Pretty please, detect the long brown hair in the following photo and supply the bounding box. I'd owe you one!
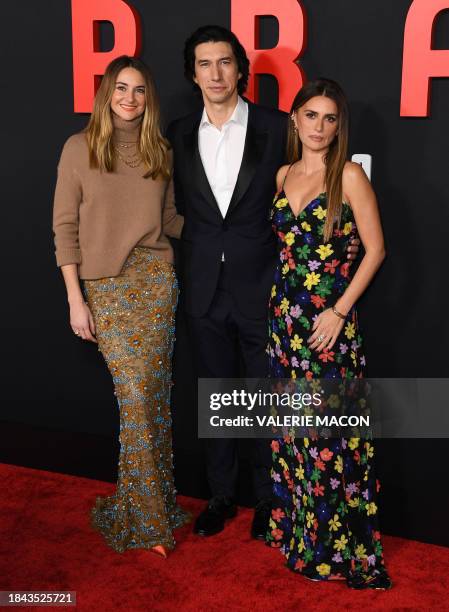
[85,55,170,180]
[287,79,349,241]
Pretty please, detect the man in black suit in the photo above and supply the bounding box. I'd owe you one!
[167,25,285,539]
[167,25,357,539]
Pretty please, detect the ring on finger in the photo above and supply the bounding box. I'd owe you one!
[74,329,80,336]
[317,334,325,342]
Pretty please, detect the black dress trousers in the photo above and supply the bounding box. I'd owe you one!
[187,263,272,502]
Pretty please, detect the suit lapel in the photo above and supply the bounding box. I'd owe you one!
[226,103,267,217]
[183,115,222,217]
[182,102,268,218]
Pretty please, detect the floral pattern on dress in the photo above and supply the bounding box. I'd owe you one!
[266,191,388,583]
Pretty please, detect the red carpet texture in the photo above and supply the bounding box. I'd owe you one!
[1,463,449,611]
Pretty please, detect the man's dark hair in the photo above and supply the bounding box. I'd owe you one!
[184,25,250,96]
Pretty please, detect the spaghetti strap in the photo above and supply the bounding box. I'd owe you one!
[281,162,295,190]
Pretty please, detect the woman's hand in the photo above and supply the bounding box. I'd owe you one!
[69,298,97,343]
[308,308,345,353]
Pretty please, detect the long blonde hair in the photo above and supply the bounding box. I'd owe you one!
[85,55,170,179]
[287,78,349,241]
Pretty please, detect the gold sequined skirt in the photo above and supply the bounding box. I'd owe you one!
[84,247,190,552]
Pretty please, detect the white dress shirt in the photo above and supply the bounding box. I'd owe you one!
[198,96,248,219]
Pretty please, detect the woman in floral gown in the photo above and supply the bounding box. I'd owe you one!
[266,79,391,589]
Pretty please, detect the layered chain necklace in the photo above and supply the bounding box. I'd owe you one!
[114,141,142,168]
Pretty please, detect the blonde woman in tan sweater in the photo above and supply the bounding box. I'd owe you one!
[53,56,189,557]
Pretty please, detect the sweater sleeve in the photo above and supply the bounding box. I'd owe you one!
[162,177,184,239]
[52,136,83,267]
[162,151,183,239]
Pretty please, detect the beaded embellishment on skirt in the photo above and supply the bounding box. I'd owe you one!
[84,247,190,552]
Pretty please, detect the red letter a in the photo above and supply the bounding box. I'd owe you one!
[231,0,306,112]
[71,0,141,113]
[401,0,449,117]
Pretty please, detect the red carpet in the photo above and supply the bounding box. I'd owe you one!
[1,463,448,611]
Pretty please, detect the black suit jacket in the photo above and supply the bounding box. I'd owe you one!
[167,101,288,318]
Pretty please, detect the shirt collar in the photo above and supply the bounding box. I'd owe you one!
[200,96,248,130]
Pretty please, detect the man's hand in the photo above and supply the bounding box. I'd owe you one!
[347,237,360,261]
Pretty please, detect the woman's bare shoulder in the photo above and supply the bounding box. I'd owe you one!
[342,161,374,207]
[343,160,367,184]
[276,164,291,191]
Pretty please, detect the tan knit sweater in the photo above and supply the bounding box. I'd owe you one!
[53,115,183,279]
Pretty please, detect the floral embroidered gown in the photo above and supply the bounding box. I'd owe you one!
[266,188,388,583]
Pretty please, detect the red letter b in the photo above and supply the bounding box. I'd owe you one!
[71,0,141,113]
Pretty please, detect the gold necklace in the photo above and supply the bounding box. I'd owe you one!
[114,142,142,168]
[116,141,136,149]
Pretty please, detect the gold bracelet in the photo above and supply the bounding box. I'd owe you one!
[332,305,347,320]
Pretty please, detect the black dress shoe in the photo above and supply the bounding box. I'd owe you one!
[193,496,237,536]
[251,498,272,540]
